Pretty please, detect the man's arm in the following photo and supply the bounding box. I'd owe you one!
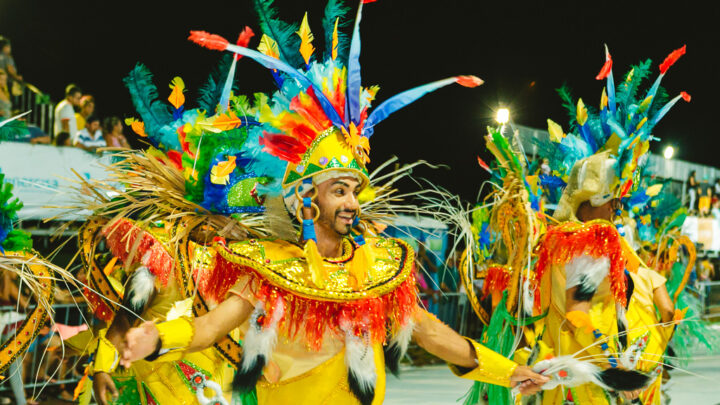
[121,294,253,366]
[652,284,674,324]
[412,308,547,395]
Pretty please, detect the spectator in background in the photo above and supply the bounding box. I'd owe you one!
[102,116,130,148]
[714,178,720,199]
[74,95,94,132]
[0,36,23,89]
[53,132,72,146]
[0,68,11,119]
[687,170,698,214]
[75,115,105,152]
[540,158,551,176]
[53,84,82,142]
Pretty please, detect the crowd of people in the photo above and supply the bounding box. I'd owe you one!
[686,170,720,217]
[0,35,130,152]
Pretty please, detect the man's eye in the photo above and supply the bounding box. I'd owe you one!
[335,189,344,195]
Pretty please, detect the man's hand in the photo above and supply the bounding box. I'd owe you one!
[120,321,159,368]
[510,365,549,396]
[93,372,118,405]
[622,389,642,400]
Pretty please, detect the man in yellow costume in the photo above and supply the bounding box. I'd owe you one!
[116,1,550,404]
[523,45,690,404]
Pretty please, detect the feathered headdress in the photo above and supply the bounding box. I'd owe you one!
[545,45,689,220]
[188,0,483,193]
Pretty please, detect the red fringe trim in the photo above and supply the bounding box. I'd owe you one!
[482,265,511,299]
[102,219,174,286]
[215,254,418,351]
[535,221,627,308]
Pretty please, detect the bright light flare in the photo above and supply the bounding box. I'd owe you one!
[496,108,510,125]
[663,146,674,160]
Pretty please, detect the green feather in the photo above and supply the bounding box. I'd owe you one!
[253,0,303,68]
[197,54,237,114]
[556,83,577,131]
[123,63,176,149]
[0,118,28,141]
[616,59,652,110]
[322,0,351,63]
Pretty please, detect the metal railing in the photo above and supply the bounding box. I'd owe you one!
[12,82,55,135]
[0,303,88,396]
[698,281,720,320]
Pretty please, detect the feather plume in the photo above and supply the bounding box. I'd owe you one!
[616,59,651,111]
[188,31,229,51]
[168,77,185,110]
[347,1,365,125]
[197,54,236,114]
[257,34,280,59]
[252,0,303,68]
[556,83,577,130]
[124,265,156,315]
[123,64,178,150]
[364,76,480,137]
[659,45,686,75]
[531,356,652,392]
[595,51,612,80]
[564,255,609,301]
[297,12,315,66]
[323,0,351,62]
[342,320,377,405]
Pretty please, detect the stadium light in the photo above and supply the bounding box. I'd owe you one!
[663,145,675,160]
[496,108,510,125]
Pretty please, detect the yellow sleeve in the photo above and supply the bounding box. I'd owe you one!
[91,329,119,375]
[644,267,667,291]
[448,338,518,387]
[156,316,195,351]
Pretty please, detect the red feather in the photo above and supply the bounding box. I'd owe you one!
[166,150,183,171]
[680,91,691,102]
[290,87,331,131]
[362,0,378,3]
[188,30,229,51]
[455,75,484,88]
[234,27,255,61]
[620,179,633,198]
[477,156,491,173]
[659,45,686,75]
[596,54,613,80]
[259,132,306,163]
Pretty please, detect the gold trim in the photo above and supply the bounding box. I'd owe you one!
[216,237,413,302]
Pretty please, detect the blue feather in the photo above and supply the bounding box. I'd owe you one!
[346,1,364,125]
[224,44,345,129]
[219,58,239,112]
[252,0,303,68]
[363,77,458,138]
[123,64,179,151]
[650,94,684,127]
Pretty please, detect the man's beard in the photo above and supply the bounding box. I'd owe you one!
[332,208,358,235]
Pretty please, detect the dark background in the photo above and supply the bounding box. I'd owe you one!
[1,0,715,201]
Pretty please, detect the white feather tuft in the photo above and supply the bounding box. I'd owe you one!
[240,299,284,373]
[531,355,609,391]
[128,266,156,310]
[388,319,415,359]
[342,322,377,392]
[565,255,609,291]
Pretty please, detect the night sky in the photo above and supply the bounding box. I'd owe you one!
[1,0,716,201]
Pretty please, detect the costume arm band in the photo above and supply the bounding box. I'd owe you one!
[157,316,195,351]
[92,330,119,375]
[448,338,518,387]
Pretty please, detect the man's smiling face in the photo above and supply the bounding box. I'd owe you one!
[313,176,362,236]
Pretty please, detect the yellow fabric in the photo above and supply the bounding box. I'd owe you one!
[448,338,518,387]
[76,113,86,133]
[255,343,386,405]
[539,260,618,404]
[92,330,119,374]
[627,267,673,405]
[157,317,195,351]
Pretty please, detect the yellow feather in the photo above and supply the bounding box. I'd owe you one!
[297,12,315,65]
[257,34,279,59]
[576,98,588,126]
[646,184,663,197]
[304,240,328,288]
[600,88,608,110]
[331,17,339,60]
[168,76,185,109]
[546,119,565,143]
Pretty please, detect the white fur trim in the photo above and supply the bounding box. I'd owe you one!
[240,299,284,373]
[388,320,415,359]
[129,266,156,309]
[341,321,377,393]
[565,255,609,291]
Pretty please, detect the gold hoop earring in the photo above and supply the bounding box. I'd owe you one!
[296,201,320,223]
